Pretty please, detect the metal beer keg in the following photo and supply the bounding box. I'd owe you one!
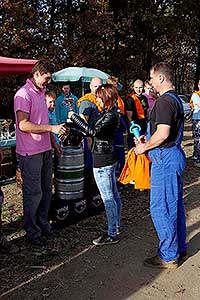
[55,146,84,201]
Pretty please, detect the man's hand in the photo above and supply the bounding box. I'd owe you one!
[58,127,70,142]
[51,124,67,135]
[134,124,170,155]
[68,111,75,119]
[134,143,147,155]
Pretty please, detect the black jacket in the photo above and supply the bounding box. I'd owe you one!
[70,106,120,156]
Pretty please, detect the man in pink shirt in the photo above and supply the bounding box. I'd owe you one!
[14,60,67,247]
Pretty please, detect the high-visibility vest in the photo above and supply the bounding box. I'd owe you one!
[126,93,145,119]
[77,93,125,113]
[117,95,125,114]
[77,93,102,112]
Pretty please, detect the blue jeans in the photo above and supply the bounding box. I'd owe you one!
[192,119,200,162]
[93,165,122,236]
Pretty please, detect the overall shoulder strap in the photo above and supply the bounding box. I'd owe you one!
[164,92,184,146]
[164,92,184,114]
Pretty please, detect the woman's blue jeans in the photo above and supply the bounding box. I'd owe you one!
[93,164,122,237]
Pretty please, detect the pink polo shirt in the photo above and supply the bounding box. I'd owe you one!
[14,79,51,156]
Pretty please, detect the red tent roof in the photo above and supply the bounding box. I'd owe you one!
[0,56,37,76]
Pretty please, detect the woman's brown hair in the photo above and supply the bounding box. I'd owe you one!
[96,84,118,110]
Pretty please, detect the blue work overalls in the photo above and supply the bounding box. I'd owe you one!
[148,93,187,262]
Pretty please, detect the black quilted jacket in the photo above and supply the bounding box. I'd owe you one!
[70,106,120,155]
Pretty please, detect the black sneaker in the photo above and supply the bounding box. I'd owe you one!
[93,234,119,246]
[26,236,47,247]
[0,235,19,254]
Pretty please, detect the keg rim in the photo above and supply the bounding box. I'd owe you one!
[55,178,84,183]
[56,164,84,170]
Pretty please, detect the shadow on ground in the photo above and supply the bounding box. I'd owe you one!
[1,124,200,300]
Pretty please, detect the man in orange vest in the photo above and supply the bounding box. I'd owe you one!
[125,79,149,149]
[77,77,103,124]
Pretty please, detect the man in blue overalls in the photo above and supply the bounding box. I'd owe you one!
[135,62,187,269]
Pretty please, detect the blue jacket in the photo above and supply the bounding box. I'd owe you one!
[48,110,60,145]
[55,93,78,124]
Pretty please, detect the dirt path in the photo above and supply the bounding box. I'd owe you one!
[1,123,200,300]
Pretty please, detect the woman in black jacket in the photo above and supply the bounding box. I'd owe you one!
[68,84,122,246]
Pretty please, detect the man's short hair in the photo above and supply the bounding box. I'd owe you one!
[144,79,152,86]
[150,62,174,82]
[129,79,143,92]
[45,90,56,99]
[31,60,55,76]
[106,76,118,85]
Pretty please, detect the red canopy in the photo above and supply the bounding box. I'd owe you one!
[0,56,37,76]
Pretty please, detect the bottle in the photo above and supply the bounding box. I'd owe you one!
[129,121,141,141]
[58,125,70,143]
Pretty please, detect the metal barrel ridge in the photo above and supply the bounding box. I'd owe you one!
[55,146,84,200]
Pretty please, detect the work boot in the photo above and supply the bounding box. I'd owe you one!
[144,255,178,269]
[178,251,188,264]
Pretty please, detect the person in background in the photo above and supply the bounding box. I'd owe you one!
[76,77,103,204]
[0,149,19,254]
[135,62,187,269]
[190,80,200,167]
[45,90,62,156]
[77,77,102,168]
[77,77,102,125]
[125,79,149,149]
[55,84,78,124]
[143,79,158,113]
[69,84,122,246]
[14,60,68,247]
[106,76,126,178]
